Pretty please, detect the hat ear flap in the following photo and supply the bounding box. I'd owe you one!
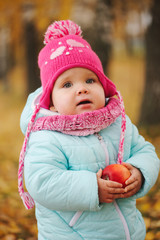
[107,82,117,97]
[101,74,117,98]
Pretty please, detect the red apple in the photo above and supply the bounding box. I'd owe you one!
[102,164,131,187]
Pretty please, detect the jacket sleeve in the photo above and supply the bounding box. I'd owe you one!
[126,117,160,198]
[24,130,100,211]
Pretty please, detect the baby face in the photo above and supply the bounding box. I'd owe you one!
[50,67,105,115]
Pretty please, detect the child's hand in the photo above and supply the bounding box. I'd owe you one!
[122,162,144,198]
[96,169,125,203]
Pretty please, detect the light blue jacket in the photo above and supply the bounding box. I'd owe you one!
[20,88,159,240]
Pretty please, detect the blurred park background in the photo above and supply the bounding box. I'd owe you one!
[0,0,160,239]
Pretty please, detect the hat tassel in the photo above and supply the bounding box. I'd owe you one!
[116,91,126,164]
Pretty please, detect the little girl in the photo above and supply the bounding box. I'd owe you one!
[18,20,159,240]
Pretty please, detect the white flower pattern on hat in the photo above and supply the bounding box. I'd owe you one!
[50,46,66,60]
[66,39,84,47]
[49,39,86,60]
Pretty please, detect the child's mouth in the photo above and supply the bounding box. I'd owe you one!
[77,100,92,106]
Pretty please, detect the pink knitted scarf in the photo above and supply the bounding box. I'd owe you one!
[18,93,126,210]
[32,98,121,136]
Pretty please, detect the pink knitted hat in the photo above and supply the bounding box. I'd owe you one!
[18,20,126,210]
[38,20,117,109]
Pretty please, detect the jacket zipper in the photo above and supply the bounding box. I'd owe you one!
[69,133,131,240]
[69,211,83,227]
[94,133,109,166]
[95,132,131,240]
[113,201,131,240]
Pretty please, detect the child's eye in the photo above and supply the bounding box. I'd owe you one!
[63,82,72,88]
[86,78,95,84]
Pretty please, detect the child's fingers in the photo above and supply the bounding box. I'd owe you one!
[96,169,103,178]
[107,186,125,194]
[103,192,126,202]
[106,180,123,188]
[122,162,133,171]
[105,181,125,194]
[124,179,138,192]
[125,174,136,185]
[123,189,137,198]
[105,199,114,203]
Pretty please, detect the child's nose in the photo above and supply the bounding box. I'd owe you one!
[77,87,88,95]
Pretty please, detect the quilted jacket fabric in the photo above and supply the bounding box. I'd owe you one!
[20,88,159,240]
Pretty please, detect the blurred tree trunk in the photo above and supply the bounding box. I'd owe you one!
[24,21,40,94]
[83,0,113,75]
[0,27,14,91]
[22,2,40,94]
[139,0,160,125]
[91,0,112,74]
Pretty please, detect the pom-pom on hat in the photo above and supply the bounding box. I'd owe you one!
[38,20,117,109]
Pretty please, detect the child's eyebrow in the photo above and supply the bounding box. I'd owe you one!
[57,75,71,84]
[87,74,99,80]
